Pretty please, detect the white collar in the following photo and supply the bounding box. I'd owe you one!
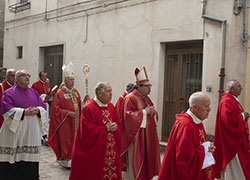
[64,86,73,91]
[39,79,46,84]
[94,96,108,107]
[6,80,15,87]
[233,95,239,102]
[186,109,202,124]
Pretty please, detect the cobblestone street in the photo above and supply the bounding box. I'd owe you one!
[39,145,159,180]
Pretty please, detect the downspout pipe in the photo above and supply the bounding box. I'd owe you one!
[202,0,227,102]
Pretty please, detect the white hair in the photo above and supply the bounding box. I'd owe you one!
[226,79,237,92]
[15,69,27,79]
[189,92,207,107]
[6,68,16,75]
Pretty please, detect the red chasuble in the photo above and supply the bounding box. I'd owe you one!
[69,99,122,180]
[121,89,160,180]
[48,86,81,160]
[213,92,250,179]
[0,80,14,128]
[115,92,127,119]
[158,112,214,180]
[31,80,51,103]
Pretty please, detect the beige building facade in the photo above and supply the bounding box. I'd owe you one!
[3,0,250,141]
[0,0,5,66]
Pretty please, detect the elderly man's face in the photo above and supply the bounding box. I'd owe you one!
[98,84,112,104]
[193,95,211,120]
[6,71,16,85]
[230,81,242,97]
[64,77,74,89]
[17,72,30,88]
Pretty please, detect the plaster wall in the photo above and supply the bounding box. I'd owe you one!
[3,0,247,139]
[0,0,5,64]
[202,0,247,135]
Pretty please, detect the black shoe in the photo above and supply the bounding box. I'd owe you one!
[44,140,49,146]
[42,135,49,146]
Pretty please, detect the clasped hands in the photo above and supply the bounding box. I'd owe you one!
[145,106,156,116]
[24,107,40,116]
[208,142,216,153]
[106,122,118,132]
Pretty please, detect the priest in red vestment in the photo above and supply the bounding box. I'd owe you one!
[115,83,134,119]
[121,67,160,180]
[213,80,250,180]
[158,92,215,180]
[48,62,81,168]
[31,71,51,103]
[69,82,122,180]
[0,68,16,128]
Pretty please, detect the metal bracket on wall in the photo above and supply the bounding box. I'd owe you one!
[233,0,244,15]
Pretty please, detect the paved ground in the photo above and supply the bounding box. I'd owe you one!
[39,145,160,180]
[40,145,70,180]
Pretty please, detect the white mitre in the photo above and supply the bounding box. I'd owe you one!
[62,62,74,77]
[134,66,149,83]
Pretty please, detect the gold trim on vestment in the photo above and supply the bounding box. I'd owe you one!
[62,87,80,136]
[48,87,80,141]
[199,129,206,143]
[102,110,118,180]
[206,166,213,180]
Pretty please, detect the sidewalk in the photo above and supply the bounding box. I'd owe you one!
[39,145,160,180]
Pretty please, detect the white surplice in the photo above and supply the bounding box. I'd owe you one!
[0,106,46,163]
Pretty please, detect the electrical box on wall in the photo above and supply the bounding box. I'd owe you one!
[206,85,212,92]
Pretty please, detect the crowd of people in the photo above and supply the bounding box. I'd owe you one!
[0,64,249,180]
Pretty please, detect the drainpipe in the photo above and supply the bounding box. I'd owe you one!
[202,0,227,102]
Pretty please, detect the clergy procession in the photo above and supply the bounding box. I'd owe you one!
[0,63,249,180]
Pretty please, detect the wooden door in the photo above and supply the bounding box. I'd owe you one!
[162,42,203,141]
[44,45,63,89]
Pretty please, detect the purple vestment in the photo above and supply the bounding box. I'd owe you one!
[0,84,48,177]
[0,85,46,114]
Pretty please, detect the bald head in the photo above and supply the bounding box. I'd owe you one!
[6,68,16,85]
[189,92,209,106]
[189,92,211,120]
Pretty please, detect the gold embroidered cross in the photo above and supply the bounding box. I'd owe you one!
[206,167,213,180]
[199,129,206,141]
[102,110,111,124]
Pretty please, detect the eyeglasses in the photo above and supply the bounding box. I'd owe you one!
[19,74,31,78]
[139,84,152,88]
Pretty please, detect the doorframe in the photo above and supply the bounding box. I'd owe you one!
[162,41,203,142]
[39,42,65,78]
